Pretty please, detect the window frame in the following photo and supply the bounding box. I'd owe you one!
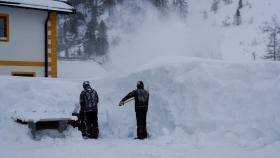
[0,13,9,42]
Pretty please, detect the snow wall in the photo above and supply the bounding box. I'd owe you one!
[1,59,280,149]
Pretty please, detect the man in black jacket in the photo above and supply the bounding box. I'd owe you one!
[119,81,149,139]
[80,81,99,139]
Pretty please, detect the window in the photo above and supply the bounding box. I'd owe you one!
[0,14,9,42]
[11,72,36,77]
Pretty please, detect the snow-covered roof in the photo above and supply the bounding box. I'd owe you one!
[0,0,74,13]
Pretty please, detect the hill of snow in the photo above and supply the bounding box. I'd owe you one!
[1,58,280,157]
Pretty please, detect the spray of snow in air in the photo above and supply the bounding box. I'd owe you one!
[105,1,223,75]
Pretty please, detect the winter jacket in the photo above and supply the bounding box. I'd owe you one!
[121,88,149,112]
[80,88,99,113]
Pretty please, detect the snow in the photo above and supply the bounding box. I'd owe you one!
[1,0,280,157]
[58,60,107,80]
[106,0,280,63]
[0,0,74,13]
[1,58,280,157]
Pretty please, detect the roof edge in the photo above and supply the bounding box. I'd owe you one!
[0,1,75,14]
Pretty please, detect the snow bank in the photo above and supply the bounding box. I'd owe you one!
[58,60,107,80]
[1,59,280,157]
[103,58,280,146]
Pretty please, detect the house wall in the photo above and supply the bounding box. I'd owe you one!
[0,6,48,77]
[0,66,45,76]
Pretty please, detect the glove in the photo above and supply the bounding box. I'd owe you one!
[119,101,124,106]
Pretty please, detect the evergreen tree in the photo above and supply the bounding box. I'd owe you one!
[103,0,116,15]
[84,9,99,58]
[252,52,256,61]
[233,9,241,25]
[58,1,88,59]
[151,0,168,9]
[202,10,208,19]
[96,20,109,57]
[211,0,219,13]
[115,0,124,4]
[223,0,232,5]
[68,0,83,6]
[85,0,94,8]
[77,46,82,57]
[172,0,188,18]
[84,29,97,58]
[68,12,85,35]
[59,14,83,58]
[103,0,116,8]
[61,21,71,58]
[263,17,280,61]
[264,31,279,61]
[238,0,243,9]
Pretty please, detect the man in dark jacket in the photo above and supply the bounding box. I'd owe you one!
[119,81,149,139]
[80,81,99,139]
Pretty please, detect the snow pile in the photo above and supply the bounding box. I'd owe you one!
[58,60,107,80]
[0,77,79,131]
[104,58,280,147]
[1,59,280,157]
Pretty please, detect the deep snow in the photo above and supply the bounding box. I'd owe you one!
[1,1,280,157]
[1,58,280,158]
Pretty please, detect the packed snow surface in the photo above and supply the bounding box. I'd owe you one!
[1,58,280,158]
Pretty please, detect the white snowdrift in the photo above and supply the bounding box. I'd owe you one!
[58,60,107,80]
[1,59,280,157]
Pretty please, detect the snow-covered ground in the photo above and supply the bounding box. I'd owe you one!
[1,58,280,158]
[1,0,280,157]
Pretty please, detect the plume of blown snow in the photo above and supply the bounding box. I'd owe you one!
[105,1,223,76]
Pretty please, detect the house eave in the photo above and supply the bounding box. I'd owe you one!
[0,2,75,14]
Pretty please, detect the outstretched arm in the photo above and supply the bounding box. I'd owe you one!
[121,90,135,102]
[119,90,135,106]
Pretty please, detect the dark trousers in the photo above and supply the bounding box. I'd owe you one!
[84,111,99,139]
[136,110,147,139]
[79,120,86,137]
